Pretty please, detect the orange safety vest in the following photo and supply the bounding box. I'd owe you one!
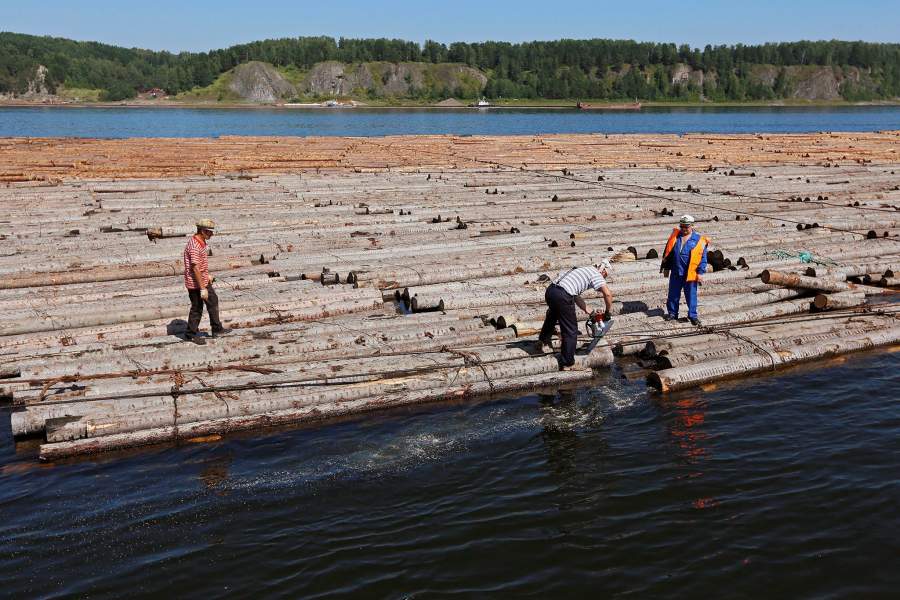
[662,228,710,282]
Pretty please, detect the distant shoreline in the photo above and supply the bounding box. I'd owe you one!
[1,99,899,111]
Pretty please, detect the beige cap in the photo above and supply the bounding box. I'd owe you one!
[196,219,216,230]
[679,214,695,225]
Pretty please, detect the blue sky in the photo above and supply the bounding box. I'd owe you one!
[2,0,896,52]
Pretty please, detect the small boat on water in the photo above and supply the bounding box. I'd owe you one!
[469,97,492,108]
[316,100,358,108]
[576,101,642,111]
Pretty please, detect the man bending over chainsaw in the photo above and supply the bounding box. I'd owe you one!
[538,259,613,370]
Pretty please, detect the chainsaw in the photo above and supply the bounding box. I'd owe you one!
[584,311,614,352]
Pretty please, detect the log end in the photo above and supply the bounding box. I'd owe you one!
[646,371,668,392]
[45,415,84,443]
[511,324,538,338]
[0,366,21,380]
[760,269,773,284]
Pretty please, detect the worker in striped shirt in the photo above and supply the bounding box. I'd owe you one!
[538,259,613,370]
[183,219,228,345]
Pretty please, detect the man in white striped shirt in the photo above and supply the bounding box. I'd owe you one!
[538,259,613,369]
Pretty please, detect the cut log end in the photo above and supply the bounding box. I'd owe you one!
[646,372,668,392]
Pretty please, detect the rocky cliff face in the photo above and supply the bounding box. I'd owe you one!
[302,61,487,97]
[228,61,296,102]
[749,65,872,100]
[0,64,56,101]
[790,66,871,100]
[24,65,51,97]
[671,63,705,87]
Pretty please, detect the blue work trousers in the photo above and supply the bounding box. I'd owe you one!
[666,275,699,319]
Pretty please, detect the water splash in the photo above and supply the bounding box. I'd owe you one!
[223,379,646,492]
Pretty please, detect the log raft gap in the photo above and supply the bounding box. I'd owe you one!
[1,132,899,461]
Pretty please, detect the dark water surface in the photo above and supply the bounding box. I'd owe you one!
[0,105,898,138]
[1,351,898,598]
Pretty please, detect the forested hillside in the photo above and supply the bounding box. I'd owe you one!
[1,32,898,102]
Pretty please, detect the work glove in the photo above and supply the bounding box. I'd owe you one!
[200,288,209,301]
[662,268,670,277]
[602,310,612,322]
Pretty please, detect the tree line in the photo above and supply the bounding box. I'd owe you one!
[1,32,898,101]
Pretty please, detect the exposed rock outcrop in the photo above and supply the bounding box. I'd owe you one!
[302,62,487,97]
[435,98,465,107]
[671,63,705,87]
[228,61,296,103]
[748,65,873,100]
[24,65,51,97]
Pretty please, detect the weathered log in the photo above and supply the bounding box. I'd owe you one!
[40,369,598,461]
[655,323,880,369]
[25,345,614,440]
[760,270,851,292]
[1,140,898,461]
[812,291,866,310]
[648,325,900,392]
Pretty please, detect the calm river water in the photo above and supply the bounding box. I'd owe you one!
[0,105,898,138]
[1,351,898,597]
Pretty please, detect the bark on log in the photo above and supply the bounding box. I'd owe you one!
[648,325,900,392]
[40,368,605,460]
[812,291,866,310]
[760,270,851,292]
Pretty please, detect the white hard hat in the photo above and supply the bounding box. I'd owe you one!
[679,214,695,225]
[598,258,612,272]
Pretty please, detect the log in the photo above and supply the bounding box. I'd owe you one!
[648,325,900,392]
[31,346,614,441]
[812,291,866,310]
[40,369,599,461]
[1,136,899,461]
[655,324,880,369]
[759,270,850,292]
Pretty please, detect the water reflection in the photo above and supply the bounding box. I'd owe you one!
[662,395,710,466]
[198,452,233,493]
[656,394,717,510]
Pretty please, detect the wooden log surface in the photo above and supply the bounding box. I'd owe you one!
[0,131,898,459]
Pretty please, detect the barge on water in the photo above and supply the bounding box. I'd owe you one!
[577,101,642,110]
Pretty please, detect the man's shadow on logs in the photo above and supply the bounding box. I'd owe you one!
[167,319,188,338]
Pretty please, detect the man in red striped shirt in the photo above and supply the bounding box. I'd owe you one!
[183,219,227,344]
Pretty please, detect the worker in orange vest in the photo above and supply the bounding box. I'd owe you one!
[660,215,710,326]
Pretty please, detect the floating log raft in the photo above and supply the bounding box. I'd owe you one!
[1,132,898,461]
